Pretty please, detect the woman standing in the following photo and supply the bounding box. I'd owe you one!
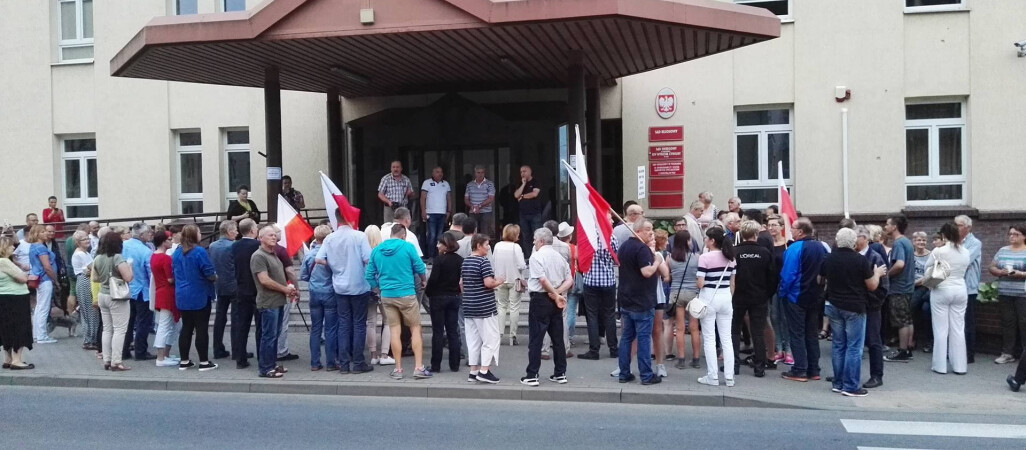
[151,231,181,367]
[493,224,527,346]
[227,186,261,222]
[652,229,671,378]
[990,224,1026,365]
[767,215,794,365]
[0,236,34,370]
[27,226,58,344]
[461,234,504,383]
[92,232,133,371]
[426,232,463,373]
[302,225,337,371]
[172,225,218,371]
[668,230,701,370]
[911,231,933,352]
[71,230,99,350]
[925,223,970,375]
[41,196,65,224]
[364,225,394,366]
[696,227,736,387]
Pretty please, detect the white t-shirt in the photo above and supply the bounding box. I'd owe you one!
[380,222,424,257]
[13,240,31,272]
[72,250,93,276]
[420,179,451,215]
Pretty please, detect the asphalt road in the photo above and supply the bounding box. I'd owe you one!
[2,386,1026,449]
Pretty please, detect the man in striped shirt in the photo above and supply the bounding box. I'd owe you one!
[377,160,415,223]
[465,166,496,239]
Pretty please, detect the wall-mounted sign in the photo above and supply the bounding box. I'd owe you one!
[656,87,676,119]
[650,161,684,177]
[266,167,282,180]
[649,193,684,209]
[648,126,683,142]
[637,166,646,199]
[648,145,683,160]
[650,177,683,193]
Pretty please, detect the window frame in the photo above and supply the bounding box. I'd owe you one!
[175,131,204,214]
[57,0,94,62]
[220,0,246,12]
[60,136,98,220]
[904,0,967,14]
[223,128,251,204]
[734,0,792,22]
[733,107,794,210]
[904,101,967,206]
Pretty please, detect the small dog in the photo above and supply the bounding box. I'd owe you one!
[49,306,78,338]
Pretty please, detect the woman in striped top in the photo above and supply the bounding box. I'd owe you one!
[461,234,505,384]
[696,227,737,387]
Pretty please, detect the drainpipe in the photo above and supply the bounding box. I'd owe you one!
[841,107,850,219]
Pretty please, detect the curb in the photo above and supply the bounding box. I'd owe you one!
[0,374,813,409]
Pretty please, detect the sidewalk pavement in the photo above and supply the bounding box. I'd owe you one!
[4,331,1023,415]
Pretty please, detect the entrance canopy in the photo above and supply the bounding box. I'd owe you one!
[111,0,779,97]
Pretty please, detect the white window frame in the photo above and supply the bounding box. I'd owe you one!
[733,107,794,210]
[904,0,966,14]
[176,131,204,214]
[57,0,93,62]
[220,0,246,12]
[60,136,98,220]
[223,128,251,204]
[735,0,792,22]
[904,101,967,206]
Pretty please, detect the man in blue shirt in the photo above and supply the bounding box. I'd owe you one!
[121,223,154,361]
[778,218,827,382]
[208,220,239,360]
[884,215,917,363]
[956,215,983,363]
[317,210,374,374]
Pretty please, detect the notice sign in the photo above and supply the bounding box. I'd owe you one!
[650,161,684,177]
[649,126,683,142]
[637,166,646,199]
[649,145,683,160]
[266,167,282,180]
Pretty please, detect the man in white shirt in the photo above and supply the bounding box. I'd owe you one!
[419,167,451,259]
[521,227,574,387]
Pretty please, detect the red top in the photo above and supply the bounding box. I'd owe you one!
[151,252,179,320]
[42,208,65,223]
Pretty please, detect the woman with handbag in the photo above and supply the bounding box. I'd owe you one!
[924,223,970,375]
[92,231,134,371]
[694,227,736,387]
[71,230,99,351]
[493,224,527,346]
[668,230,701,370]
[26,225,58,344]
[0,236,34,369]
[172,225,218,371]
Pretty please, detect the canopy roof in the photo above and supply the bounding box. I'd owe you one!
[111,0,780,97]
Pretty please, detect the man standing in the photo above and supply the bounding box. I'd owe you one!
[884,214,917,363]
[209,220,239,360]
[577,223,619,361]
[615,218,662,385]
[382,207,424,260]
[614,204,644,247]
[448,213,467,241]
[778,218,827,382]
[684,201,706,250]
[521,228,573,387]
[317,210,375,374]
[732,221,776,378]
[856,225,889,389]
[956,215,982,363]
[272,233,300,362]
[465,165,496,238]
[232,219,260,369]
[365,224,430,380]
[281,175,305,211]
[88,221,100,255]
[727,197,743,215]
[514,165,543,257]
[377,160,415,223]
[723,213,742,245]
[122,223,155,361]
[420,166,452,259]
[16,213,38,242]
[251,225,298,378]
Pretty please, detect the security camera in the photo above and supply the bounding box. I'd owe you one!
[1016,40,1026,57]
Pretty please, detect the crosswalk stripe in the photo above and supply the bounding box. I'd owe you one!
[856,447,930,450]
[842,419,1026,439]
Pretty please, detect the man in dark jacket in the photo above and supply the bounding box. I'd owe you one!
[778,218,828,382]
[732,220,777,377]
[856,225,890,389]
[231,219,260,369]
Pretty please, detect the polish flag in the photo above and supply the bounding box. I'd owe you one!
[562,125,615,273]
[319,171,360,229]
[778,161,798,241]
[276,194,313,258]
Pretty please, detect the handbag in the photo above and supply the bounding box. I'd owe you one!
[26,274,39,290]
[107,257,131,301]
[689,268,727,320]
[922,256,949,290]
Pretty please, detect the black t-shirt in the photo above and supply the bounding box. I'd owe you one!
[821,248,872,314]
[518,178,542,215]
[616,238,656,312]
[425,252,463,297]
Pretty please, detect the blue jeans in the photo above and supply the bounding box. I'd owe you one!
[335,292,370,369]
[618,308,655,383]
[786,301,821,377]
[566,275,583,340]
[769,294,790,352]
[519,213,544,257]
[825,304,866,393]
[309,291,338,369]
[425,214,446,258]
[258,307,281,375]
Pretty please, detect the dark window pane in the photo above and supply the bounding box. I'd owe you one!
[737,109,789,126]
[227,151,250,193]
[64,160,81,199]
[176,0,198,15]
[60,1,77,40]
[905,129,929,176]
[64,138,96,153]
[180,153,203,194]
[906,0,961,7]
[67,205,98,219]
[86,158,98,198]
[767,133,790,179]
[179,132,201,146]
[736,0,789,16]
[938,127,962,176]
[736,134,759,181]
[226,130,249,145]
[906,103,960,120]
[738,188,780,205]
[181,201,204,215]
[907,184,962,201]
[223,0,246,11]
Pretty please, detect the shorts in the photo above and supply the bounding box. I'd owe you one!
[672,290,698,309]
[381,295,420,327]
[888,293,913,328]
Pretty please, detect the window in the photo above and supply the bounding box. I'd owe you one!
[221,0,246,12]
[61,137,98,219]
[734,108,792,208]
[224,129,250,202]
[735,0,790,18]
[176,131,203,214]
[57,0,94,62]
[904,102,966,205]
[905,0,965,12]
[174,0,198,15]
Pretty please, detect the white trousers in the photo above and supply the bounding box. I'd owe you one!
[495,284,521,339]
[32,280,54,341]
[99,293,131,365]
[366,301,391,355]
[699,288,734,381]
[154,309,181,350]
[930,286,968,374]
[465,315,501,367]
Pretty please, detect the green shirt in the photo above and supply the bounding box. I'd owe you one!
[250,248,287,310]
[92,254,126,295]
[0,259,29,296]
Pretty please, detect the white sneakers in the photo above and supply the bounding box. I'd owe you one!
[995,354,1018,364]
[656,364,668,378]
[156,358,180,367]
[697,375,719,386]
[378,356,396,365]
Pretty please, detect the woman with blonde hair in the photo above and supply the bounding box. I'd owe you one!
[493,224,527,346]
[93,231,134,371]
[364,225,394,365]
[71,230,99,350]
[0,236,34,369]
[27,225,58,344]
[303,224,337,370]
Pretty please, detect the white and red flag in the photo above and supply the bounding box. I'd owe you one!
[778,161,798,240]
[561,125,615,273]
[276,194,313,258]
[319,171,360,229]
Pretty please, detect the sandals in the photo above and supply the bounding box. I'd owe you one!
[274,365,288,374]
[259,371,284,378]
[110,364,131,372]
[818,330,828,340]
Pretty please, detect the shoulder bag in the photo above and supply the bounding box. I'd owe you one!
[107,257,131,301]
[688,266,726,320]
[922,255,949,290]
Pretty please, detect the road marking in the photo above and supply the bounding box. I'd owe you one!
[842,419,1026,439]
[856,447,930,450]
